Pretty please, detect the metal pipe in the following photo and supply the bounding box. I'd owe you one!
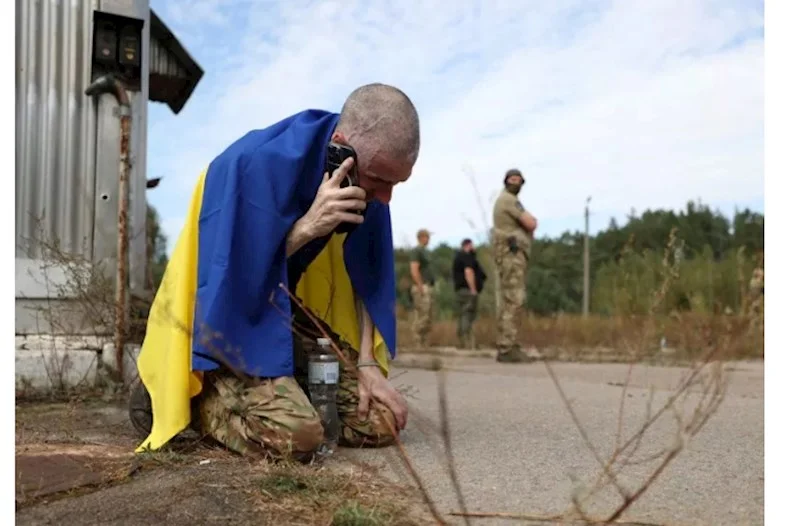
[583,196,591,317]
[85,73,131,382]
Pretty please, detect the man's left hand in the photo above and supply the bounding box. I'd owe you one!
[357,366,408,431]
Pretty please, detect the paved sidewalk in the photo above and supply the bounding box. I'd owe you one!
[347,360,764,525]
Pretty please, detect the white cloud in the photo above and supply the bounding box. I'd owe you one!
[147,0,764,252]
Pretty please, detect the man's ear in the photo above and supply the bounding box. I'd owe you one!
[331,130,347,144]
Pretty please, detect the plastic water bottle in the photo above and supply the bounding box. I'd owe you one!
[308,337,340,456]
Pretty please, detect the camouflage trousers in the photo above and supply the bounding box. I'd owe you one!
[747,294,764,354]
[410,284,433,348]
[193,317,397,462]
[493,247,527,350]
[456,288,478,349]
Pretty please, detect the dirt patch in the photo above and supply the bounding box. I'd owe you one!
[15,400,434,525]
[16,443,134,504]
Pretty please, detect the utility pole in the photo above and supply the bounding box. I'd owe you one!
[583,196,591,317]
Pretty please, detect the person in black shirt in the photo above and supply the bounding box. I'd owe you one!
[452,238,486,349]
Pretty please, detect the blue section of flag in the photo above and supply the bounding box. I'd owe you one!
[190,109,397,378]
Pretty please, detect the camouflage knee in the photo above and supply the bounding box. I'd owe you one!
[196,371,324,462]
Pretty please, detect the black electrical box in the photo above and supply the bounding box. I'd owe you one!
[90,11,144,90]
[118,24,141,68]
[93,20,118,65]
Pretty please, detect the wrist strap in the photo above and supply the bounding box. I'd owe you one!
[356,360,381,369]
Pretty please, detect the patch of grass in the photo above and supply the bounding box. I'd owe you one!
[397,312,763,361]
[134,449,193,467]
[259,472,312,496]
[331,501,391,526]
[252,462,429,526]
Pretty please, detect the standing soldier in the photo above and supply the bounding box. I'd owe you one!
[491,169,538,363]
[748,264,764,353]
[452,238,486,349]
[409,229,435,348]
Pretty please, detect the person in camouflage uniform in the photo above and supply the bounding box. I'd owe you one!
[491,169,538,363]
[748,265,764,353]
[409,229,435,348]
[749,266,764,315]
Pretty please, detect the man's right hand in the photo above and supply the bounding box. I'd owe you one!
[300,157,367,239]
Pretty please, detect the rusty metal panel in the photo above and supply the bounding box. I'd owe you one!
[15,0,99,260]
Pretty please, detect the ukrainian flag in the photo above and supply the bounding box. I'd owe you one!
[135,110,397,452]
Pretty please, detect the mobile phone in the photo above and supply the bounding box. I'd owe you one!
[326,142,359,190]
[326,142,363,234]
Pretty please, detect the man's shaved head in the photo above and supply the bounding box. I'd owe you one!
[331,83,421,204]
[336,83,420,165]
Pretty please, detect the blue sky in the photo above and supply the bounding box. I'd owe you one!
[145,0,764,252]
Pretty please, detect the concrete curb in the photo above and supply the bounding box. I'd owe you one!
[389,346,729,370]
[397,346,497,359]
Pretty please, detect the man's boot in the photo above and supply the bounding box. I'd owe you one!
[496,345,535,363]
[129,376,207,440]
[129,378,153,438]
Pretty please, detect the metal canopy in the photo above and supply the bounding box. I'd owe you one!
[148,9,204,114]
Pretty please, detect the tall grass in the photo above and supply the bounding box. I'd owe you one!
[398,226,764,360]
[396,311,763,360]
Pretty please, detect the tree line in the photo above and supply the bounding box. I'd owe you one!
[147,199,764,318]
[394,200,764,318]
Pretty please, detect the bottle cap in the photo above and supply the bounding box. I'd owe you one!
[316,338,331,346]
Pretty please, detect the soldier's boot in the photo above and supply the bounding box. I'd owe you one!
[129,377,204,439]
[496,345,535,363]
[129,377,153,438]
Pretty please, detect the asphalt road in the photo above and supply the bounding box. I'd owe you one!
[346,359,764,526]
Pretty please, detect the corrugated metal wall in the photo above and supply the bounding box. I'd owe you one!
[15,0,98,260]
[15,0,151,335]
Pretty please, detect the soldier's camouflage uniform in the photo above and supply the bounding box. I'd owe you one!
[409,242,435,348]
[491,186,533,361]
[192,304,396,462]
[748,266,764,353]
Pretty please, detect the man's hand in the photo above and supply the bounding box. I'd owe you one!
[354,298,408,432]
[298,157,367,239]
[357,365,408,431]
[465,267,478,295]
[409,261,424,295]
[519,210,538,234]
